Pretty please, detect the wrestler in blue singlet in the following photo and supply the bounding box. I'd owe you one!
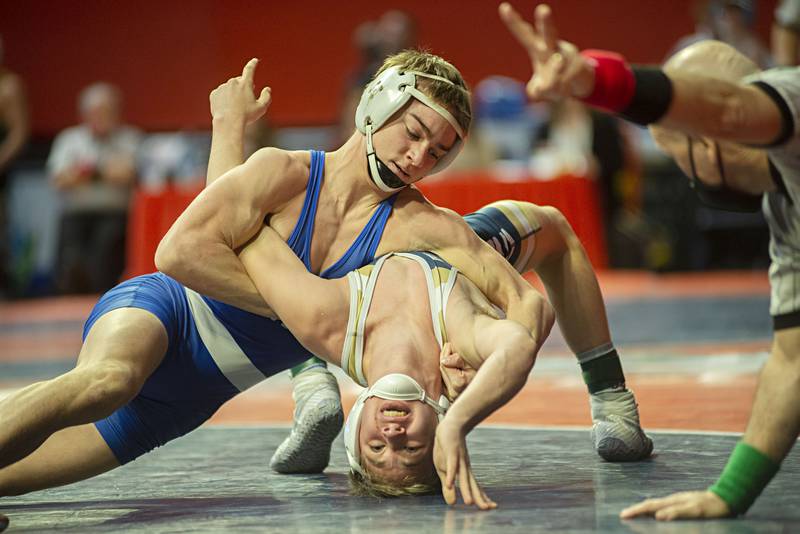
[90,150,397,464]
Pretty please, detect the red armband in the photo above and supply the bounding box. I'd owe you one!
[579,50,636,113]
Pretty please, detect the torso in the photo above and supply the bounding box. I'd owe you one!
[267,151,391,276]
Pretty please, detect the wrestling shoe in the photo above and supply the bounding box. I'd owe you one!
[269,367,344,474]
[590,386,653,462]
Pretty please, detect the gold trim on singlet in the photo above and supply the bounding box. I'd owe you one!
[339,252,459,387]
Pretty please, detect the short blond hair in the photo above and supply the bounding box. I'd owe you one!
[348,468,441,498]
[374,49,472,136]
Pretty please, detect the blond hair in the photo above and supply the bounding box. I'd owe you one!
[348,468,441,498]
[374,49,472,136]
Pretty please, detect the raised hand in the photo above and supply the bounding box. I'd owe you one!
[210,58,272,124]
[620,490,732,521]
[498,2,595,100]
[433,417,497,510]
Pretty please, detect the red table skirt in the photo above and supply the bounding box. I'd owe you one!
[124,173,606,280]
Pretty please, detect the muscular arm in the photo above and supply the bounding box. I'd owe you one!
[657,75,786,146]
[155,147,300,315]
[499,3,787,146]
[239,226,347,362]
[444,316,549,433]
[402,194,551,340]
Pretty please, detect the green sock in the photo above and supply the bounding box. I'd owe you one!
[578,346,626,394]
[290,356,327,377]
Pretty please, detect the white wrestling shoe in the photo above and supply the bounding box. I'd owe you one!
[269,367,344,474]
[590,386,653,462]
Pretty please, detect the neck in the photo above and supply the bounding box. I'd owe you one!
[327,132,395,204]
[363,340,443,400]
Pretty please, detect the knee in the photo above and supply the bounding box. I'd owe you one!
[80,363,142,414]
[539,206,581,255]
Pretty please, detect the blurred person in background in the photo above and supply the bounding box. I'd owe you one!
[670,0,773,68]
[338,10,417,145]
[0,33,30,298]
[772,0,800,65]
[47,82,141,294]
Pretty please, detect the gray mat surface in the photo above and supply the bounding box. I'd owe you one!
[2,428,797,533]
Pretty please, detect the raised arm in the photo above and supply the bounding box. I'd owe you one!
[155,147,304,315]
[238,226,348,362]
[499,2,786,146]
[207,58,271,185]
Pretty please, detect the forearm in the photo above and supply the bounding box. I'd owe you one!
[741,335,800,462]
[444,335,535,434]
[579,51,782,145]
[159,235,273,316]
[207,116,247,186]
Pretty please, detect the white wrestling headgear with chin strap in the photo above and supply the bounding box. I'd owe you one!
[355,66,467,193]
[344,373,450,476]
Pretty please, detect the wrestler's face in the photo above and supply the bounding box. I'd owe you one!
[358,397,439,484]
[371,99,459,184]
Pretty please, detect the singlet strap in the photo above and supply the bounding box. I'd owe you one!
[286,150,325,269]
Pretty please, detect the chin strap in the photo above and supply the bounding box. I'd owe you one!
[365,123,406,193]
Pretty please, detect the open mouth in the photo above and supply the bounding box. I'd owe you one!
[379,400,412,419]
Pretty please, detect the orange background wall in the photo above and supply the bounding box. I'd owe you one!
[0,0,778,135]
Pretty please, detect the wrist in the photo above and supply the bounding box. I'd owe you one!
[579,49,636,112]
[708,441,780,515]
[212,114,247,130]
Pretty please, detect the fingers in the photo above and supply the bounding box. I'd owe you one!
[257,87,272,108]
[619,492,694,519]
[242,57,259,82]
[458,455,474,506]
[468,472,497,510]
[534,4,558,52]
[498,2,539,56]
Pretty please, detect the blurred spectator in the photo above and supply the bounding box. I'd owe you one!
[0,34,30,297]
[772,0,800,65]
[338,10,417,144]
[137,132,210,192]
[670,0,773,68]
[47,82,141,294]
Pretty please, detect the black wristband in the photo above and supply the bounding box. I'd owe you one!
[619,67,674,126]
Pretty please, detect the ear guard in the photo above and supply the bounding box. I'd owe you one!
[355,66,467,191]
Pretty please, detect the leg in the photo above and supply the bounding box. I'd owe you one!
[269,357,343,474]
[465,200,652,461]
[0,307,168,493]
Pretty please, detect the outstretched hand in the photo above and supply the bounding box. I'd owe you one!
[498,2,594,101]
[210,58,272,124]
[620,490,732,521]
[433,418,497,510]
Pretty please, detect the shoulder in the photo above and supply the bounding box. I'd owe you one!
[394,187,468,234]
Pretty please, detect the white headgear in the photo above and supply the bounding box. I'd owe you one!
[355,66,467,192]
[344,373,450,476]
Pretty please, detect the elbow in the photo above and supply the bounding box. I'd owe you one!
[155,230,191,278]
[523,291,555,343]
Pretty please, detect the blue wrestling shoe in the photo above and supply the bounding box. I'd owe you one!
[590,386,653,462]
[269,367,344,474]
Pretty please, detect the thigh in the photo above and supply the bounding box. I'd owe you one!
[77,307,168,386]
